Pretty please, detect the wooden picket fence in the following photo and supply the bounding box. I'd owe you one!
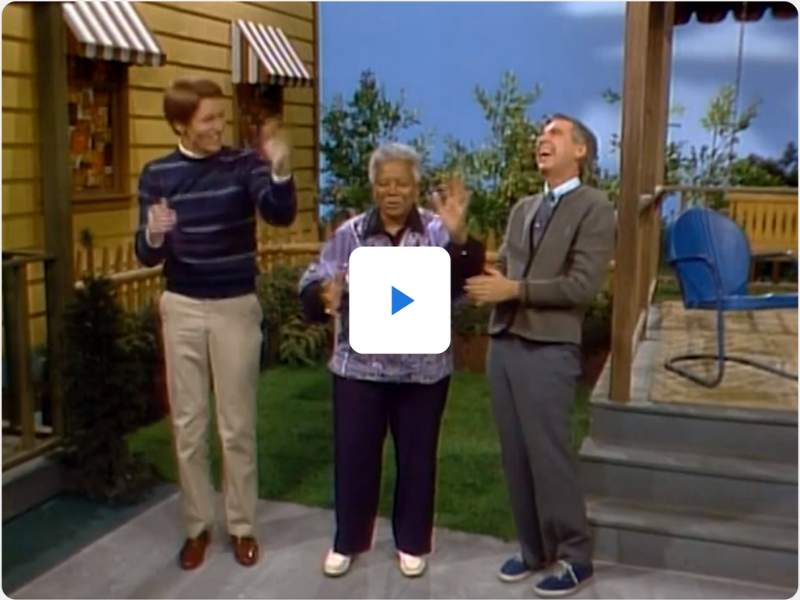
[73,241,505,313]
[73,241,327,312]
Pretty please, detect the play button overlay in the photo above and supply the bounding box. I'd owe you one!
[391,286,414,315]
[349,246,451,355]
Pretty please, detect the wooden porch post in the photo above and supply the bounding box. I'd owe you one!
[34,3,73,436]
[638,3,674,337]
[609,2,673,402]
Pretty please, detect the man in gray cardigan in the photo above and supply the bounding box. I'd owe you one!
[465,114,615,598]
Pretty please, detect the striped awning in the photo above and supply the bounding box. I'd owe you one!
[674,1,797,25]
[231,20,313,87]
[62,1,166,67]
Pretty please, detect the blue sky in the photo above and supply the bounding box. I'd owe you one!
[318,1,798,173]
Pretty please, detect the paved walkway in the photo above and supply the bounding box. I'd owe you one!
[12,492,793,599]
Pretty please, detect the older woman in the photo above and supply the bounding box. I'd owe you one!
[299,143,485,578]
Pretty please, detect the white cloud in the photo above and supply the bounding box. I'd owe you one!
[599,17,797,62]
[557,1,624,18]
[578,78,779,173]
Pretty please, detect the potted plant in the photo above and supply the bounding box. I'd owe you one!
[451,299,492,373]
[580,288,613,387]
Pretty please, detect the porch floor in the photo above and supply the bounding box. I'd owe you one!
[648,302,797,411]
[10,491,793,599]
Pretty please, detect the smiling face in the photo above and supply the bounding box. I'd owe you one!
[536,117,587,183]
[373,159,419,222]
[177,97,225,156]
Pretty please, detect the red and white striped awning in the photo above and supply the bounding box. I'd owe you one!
[62,1,166,67]
[231,20,313,87]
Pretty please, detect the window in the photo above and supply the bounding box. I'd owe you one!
[67,56,128,201]
[235,84,283,149]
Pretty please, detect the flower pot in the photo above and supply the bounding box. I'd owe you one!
[260,326,281,370]
[580,316,612,388]
[453,333,489,373]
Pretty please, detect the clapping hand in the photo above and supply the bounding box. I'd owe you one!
[465,266,520,305]
[146,199,176,246]
[260,118,292,178]
[431,174,469,244]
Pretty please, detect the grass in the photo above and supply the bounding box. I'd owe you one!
[129,366,591,541]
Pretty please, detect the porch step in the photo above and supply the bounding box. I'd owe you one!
[588,496,798,588]
[590,396,797,464]
[580,438,797,519]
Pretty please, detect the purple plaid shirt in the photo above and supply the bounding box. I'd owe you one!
[299,207,457,384]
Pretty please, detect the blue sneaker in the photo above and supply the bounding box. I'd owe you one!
[534,560,594,597]
[498,556,535,583]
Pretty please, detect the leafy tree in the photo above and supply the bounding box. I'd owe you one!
[595,82,798,207]
[443,71,544,238]
[676,83,761,206]
[320,70,424,214]
[731,142,798,187]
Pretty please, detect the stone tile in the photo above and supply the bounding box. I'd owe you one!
[648,301,797,411]
[12,492,794,600]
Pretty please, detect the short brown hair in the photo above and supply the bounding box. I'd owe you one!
[163,78,224,134]
[544,113,598,178]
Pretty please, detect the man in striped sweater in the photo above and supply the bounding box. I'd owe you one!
[134,78,297,570]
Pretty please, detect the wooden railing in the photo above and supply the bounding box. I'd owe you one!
[608,185,798,403]
[76,242,505,313]
[2,250,62,470]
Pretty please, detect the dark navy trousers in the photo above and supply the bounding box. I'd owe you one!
[331,374,450,556]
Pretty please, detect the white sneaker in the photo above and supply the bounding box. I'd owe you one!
[398,551,427,577]
[323,549,352,577]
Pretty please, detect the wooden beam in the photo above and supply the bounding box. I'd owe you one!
[311,1,321,241]
[609,2,652,402]
[637,3,674,336]
[34,3,73,437]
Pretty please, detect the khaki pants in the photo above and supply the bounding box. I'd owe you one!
[159,290,263,539]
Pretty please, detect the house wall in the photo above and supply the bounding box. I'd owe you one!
[2,1,320,346]
[2,2,40,252]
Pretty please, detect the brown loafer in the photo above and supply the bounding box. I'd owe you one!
[230,535,259,567]
[179,530,211,570]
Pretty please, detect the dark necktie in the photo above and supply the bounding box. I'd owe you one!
[532,192,556,249]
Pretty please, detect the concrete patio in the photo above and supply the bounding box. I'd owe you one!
[11,491,795,599]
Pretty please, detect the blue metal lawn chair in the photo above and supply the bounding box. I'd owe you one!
[664,207,798,388]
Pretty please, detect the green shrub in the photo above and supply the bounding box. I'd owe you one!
[257,263,330,367]
[61,274,157,503]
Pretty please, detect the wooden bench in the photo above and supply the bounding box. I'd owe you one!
[726,191,798,281]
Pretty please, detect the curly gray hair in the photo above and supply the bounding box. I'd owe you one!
[367,142,421,185]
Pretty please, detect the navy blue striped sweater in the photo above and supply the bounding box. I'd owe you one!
[134,147,297,299]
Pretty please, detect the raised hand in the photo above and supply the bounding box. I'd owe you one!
[146,199,176,246]
[260,118,292,177]
[432,174,469,244]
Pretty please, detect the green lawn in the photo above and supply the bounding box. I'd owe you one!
[129,366,590,541]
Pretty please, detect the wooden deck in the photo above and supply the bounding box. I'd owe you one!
[649,302,798,411]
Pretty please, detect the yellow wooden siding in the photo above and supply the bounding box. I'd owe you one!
[71,1,319,256]
[124,0,320,249]
[2,1,319,349]
[3,2,41,250]
[2,2,46,343]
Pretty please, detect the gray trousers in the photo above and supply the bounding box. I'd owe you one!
[487,334,592,567]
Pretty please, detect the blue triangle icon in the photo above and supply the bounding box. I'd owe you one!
[391,286,414,315]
